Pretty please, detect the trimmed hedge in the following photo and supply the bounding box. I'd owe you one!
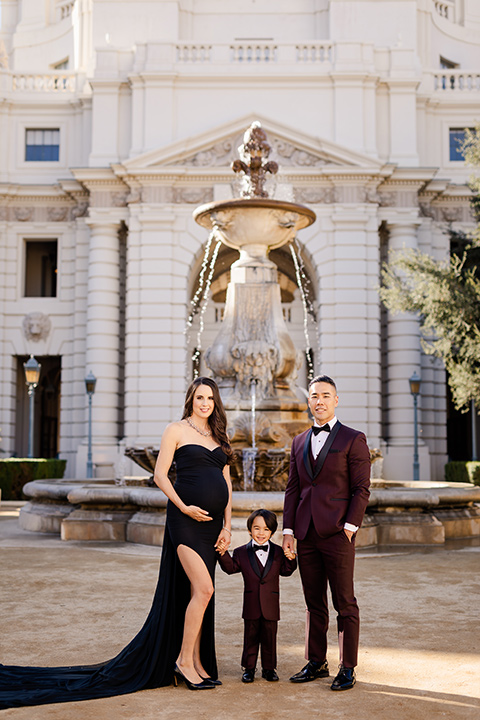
[444,461,480,486]
[0,458,67,501]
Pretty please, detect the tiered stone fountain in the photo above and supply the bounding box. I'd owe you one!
[193,122,315,490]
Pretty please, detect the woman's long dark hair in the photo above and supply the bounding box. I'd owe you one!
[182,376,233,462]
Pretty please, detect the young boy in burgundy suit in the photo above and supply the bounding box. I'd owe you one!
[218,509,297,683]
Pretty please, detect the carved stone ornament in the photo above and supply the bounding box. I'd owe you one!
[271,139,327,167]
[110,192,129,207]
[23,312,51,342]
[15,207,34,222]
[47,207,68,222]
[441,207,462,222]
[174,131,329,169]
[71,202,89,219]
[294,187,337,204]
[419,202,435,219]
[172,187,214,204]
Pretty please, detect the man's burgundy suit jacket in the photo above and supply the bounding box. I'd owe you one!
[283,423,371,540]
[218,541,297,621]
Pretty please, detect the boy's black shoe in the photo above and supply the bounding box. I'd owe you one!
[289,660,329,683]
[242,669,255,683]
[262,669,279,682]
[331,666,356,691]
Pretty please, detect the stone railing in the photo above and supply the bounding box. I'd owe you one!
[176,44,212,63]
[12,72,76,92]
[57,0,76,21]
[173,41,333,66]
[230,42,278,63]
[433,70,480,91]
[433,0,456,22]
[295,43,333,63]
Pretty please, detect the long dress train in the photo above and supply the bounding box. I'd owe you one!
[0,444,228,709]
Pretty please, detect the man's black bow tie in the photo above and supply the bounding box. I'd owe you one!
[252,543,267,552]
[312,424,331,435]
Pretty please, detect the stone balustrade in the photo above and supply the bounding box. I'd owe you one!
[18,479,480,549]
[434,0,456,22]
[57,0,76,21]
[433,70,480,91]
[12,72,77,92]
[173,41,332,66]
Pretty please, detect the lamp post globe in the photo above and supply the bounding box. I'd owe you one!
[23,354,41,458]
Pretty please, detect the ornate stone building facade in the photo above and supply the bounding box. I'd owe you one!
[0,1,479,480]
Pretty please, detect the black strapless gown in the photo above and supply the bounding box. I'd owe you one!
[0,444,229,709]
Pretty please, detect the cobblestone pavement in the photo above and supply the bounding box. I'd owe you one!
[1,503,479,720]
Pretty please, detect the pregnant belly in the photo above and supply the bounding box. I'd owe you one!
[175,473,228,517]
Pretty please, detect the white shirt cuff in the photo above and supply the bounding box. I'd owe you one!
[344,523,359,533]
[283,528,294,535]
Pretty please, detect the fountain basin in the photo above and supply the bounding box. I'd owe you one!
[18,479,480,548]
[194,198,316,254]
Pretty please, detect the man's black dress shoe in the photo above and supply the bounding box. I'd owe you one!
[242,668,255,683]
[331,666,356,691]
[289,660,329,683]
[262,669,279,682]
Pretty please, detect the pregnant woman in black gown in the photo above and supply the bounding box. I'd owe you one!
[0,377,233,708]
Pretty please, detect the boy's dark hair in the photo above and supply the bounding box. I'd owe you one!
[247,508,278,535]
[308,374,337,392]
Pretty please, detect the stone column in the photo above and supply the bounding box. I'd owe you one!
[383,213,430,480]
[316,203,382,445]
[84,211,123,460]
[123,205,193,450]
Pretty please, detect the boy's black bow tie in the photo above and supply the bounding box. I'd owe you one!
[252,543,267,552]
[312,424,331,435]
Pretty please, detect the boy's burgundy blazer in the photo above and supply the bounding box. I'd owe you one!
[218,541,296,621]
[283,423,371,540]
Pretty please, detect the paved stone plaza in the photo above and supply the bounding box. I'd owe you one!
[1,503,479,720]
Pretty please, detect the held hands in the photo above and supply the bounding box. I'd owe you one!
[215,527,231,556]
[184,505,212,522]
[282,534,296,560]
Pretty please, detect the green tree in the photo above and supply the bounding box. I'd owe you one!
[379,126,480,411]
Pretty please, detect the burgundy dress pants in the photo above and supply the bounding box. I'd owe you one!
[297,521,359,668]
[241,617,278,671]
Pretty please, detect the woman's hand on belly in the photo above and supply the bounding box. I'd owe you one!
[183,505,213,522]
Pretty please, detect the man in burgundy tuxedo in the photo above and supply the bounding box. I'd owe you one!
[218,509,297,683]
[282,375,370,691]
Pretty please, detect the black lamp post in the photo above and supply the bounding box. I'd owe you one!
[23,355,41,458]
[409,371,421,482]
[85,371,97,478]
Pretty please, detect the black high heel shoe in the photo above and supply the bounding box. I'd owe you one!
[173,664,216,690]
[200,675,222,686]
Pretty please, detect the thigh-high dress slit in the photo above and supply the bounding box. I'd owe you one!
[0,444,229,709]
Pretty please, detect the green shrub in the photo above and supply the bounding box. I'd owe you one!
[0,458,66,501]
[444,461,480,486]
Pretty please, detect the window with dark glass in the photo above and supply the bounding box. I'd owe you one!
[449,128,474,162]
[25,240,57,297]
[25,129,60,161]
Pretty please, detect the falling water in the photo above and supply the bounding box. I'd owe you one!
[186,230,215,330]
[251,379,257,450]
[187,235,222,378]
[290,239,315,381]
[242,379,258,492]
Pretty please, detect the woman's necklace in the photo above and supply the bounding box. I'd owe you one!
[186,416,212,437]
